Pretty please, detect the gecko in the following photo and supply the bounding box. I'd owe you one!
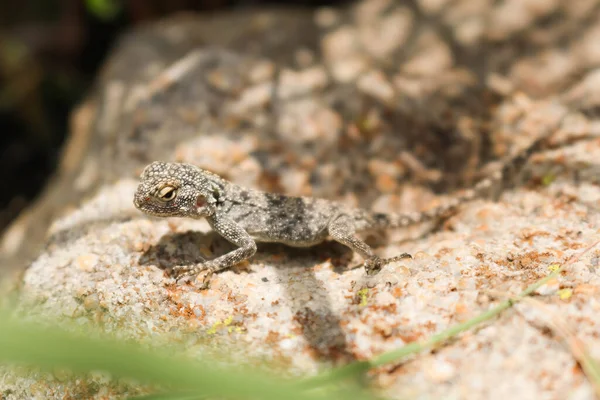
[133,133,548,283]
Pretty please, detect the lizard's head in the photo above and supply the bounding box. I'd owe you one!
[133,161,221,219]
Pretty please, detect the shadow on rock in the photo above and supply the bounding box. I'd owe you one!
[269,241,359,364]
[138,230,235,271]
[140,231,358,364]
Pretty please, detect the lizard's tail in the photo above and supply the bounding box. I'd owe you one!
[368,132,549,229]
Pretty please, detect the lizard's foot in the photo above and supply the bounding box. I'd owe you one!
[171,265,213,289]
[364,256,383,276]
[364,253,412,275]
[171,264,201,279]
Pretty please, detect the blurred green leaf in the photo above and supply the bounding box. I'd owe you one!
[541,173,555,186]
[85,0,122,21]
[0,311,365,400]
[129,393,206,400]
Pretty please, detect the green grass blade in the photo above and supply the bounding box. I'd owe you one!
[300,263,568,387]
[0,312,343,400]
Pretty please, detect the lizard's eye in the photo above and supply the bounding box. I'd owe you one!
[156,185,178,202]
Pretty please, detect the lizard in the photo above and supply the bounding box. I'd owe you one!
[133,133,549,283]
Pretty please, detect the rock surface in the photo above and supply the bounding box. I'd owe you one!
[3,1,600,399]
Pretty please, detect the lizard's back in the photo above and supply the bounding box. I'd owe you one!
[221,187,341,246]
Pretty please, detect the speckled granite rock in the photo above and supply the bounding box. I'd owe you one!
[3,0,600,399]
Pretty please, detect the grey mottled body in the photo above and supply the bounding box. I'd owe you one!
[133,133,547,281]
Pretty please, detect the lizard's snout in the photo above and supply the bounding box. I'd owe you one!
[133,191,146,209]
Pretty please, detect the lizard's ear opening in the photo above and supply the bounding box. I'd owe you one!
[196,195,207,208]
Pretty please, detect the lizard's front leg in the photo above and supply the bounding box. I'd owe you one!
[172,214,257,283]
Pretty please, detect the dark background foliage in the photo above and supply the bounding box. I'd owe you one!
[0,0,349,234]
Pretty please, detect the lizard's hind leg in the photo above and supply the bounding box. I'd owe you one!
[328,214,411,275]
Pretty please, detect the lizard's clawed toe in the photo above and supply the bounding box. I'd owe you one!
[171,265,213,289]
[384,252,412,263]
[364,252,412,275]
[171,265,200,279]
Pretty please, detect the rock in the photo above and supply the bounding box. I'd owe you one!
[3,1,600,399]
